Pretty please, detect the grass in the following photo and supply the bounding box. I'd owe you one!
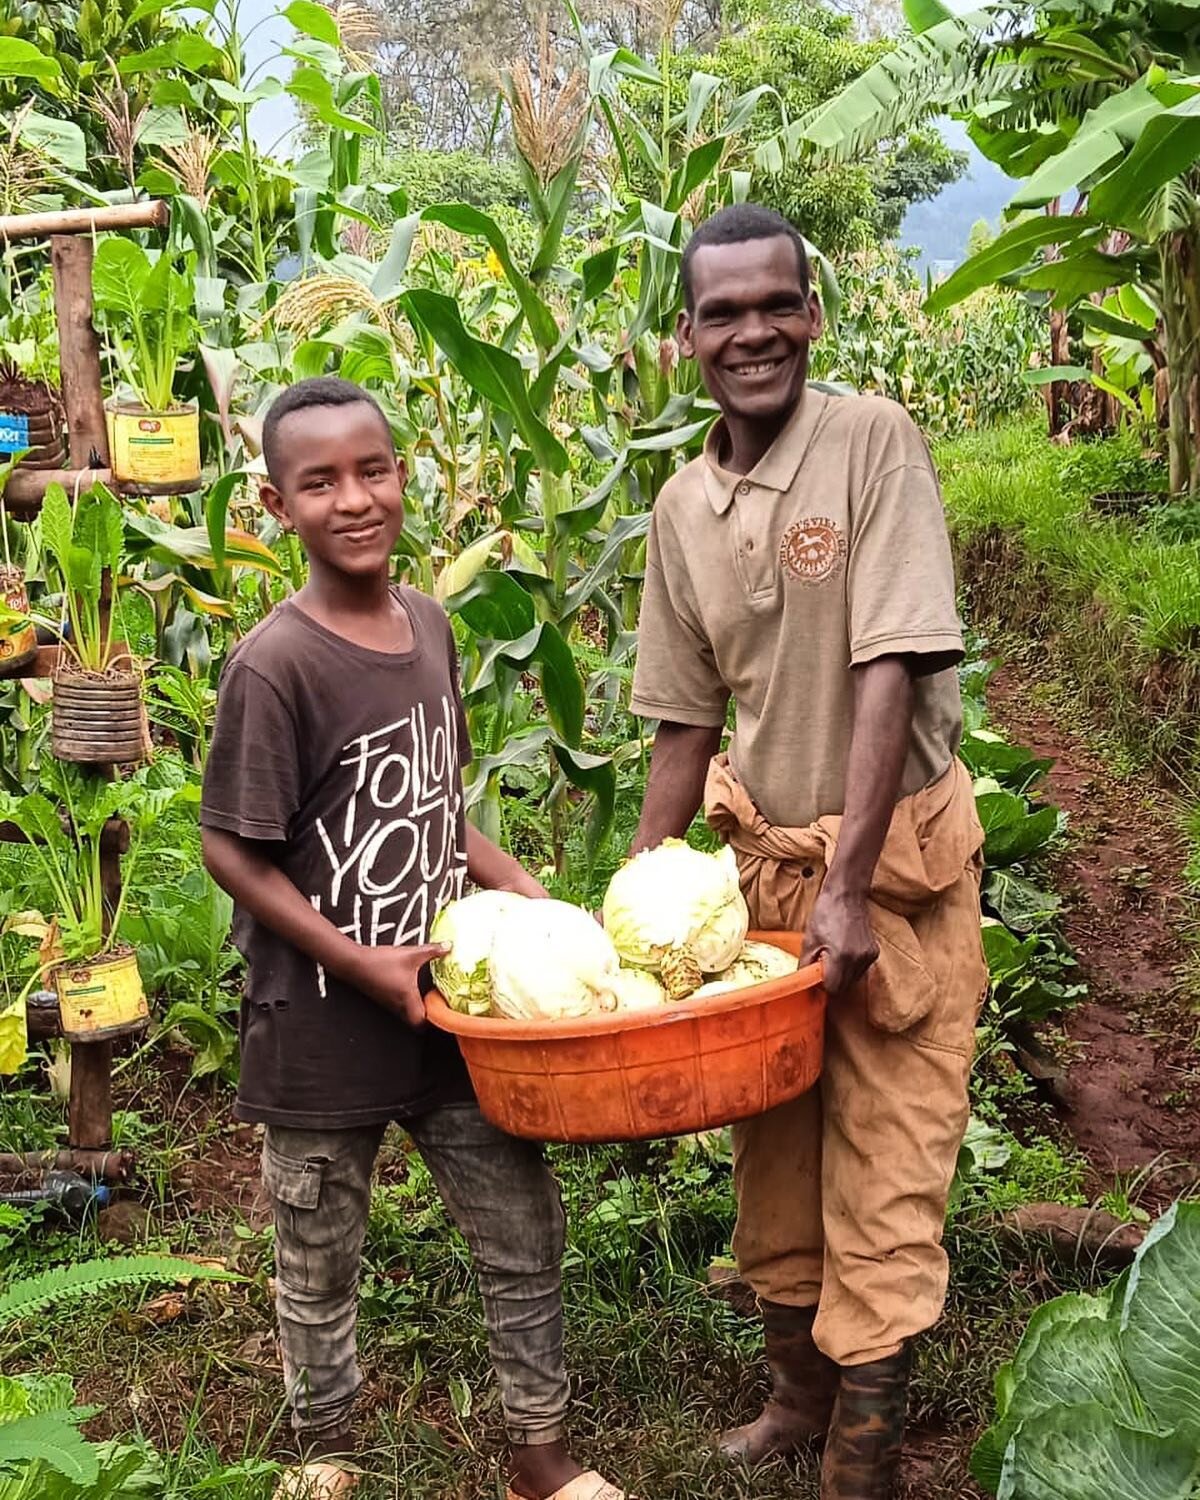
[936,423,1200,662]
[0,1051,1109,1500]
[936,420,1200,880]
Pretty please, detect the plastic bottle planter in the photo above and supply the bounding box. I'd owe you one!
[0,566,37,678]
[106,400,201,495]
[51,668,147,765]
[54,946,149,1043]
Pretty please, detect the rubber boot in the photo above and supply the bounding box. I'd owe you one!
[820,1345,912,1499]
[719,1300,838,1464]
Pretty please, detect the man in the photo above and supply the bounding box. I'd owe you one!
[628,203,988,1499]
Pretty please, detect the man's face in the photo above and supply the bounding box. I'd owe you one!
[678,236,823,428]
[262,401,407,579]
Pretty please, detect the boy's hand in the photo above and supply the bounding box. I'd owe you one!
[495,869,549,900]
[347,942,449,1026]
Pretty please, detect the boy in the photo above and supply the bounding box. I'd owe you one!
[201,377,627,1500]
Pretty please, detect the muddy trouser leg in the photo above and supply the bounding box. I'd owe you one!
[263,1122,386,1459]
[733,861,985,1366]
[406,1102,569,1446]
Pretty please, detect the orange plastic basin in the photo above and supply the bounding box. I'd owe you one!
[425,931,826,1143]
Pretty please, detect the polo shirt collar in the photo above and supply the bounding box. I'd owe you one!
[702,387,828,516]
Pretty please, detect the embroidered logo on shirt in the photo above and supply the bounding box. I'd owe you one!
[779,518,848,585]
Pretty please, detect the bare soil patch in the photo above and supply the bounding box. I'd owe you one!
[986,660,1200,1205]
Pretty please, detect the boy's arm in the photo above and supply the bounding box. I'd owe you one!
[202,828,445,1027]
[465,823,548,898]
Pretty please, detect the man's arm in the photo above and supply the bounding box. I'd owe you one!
[800,655,915,994]
[466,823,547,898]
[201,828,445,1026]
[630,721,724,855]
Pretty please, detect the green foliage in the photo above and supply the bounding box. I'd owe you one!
[940,423,1200,660]
[972,1200,1200,1498]
[379,146,526,213]
[92,239,197,413]
[38,482,126,674]
[811,249,1041,436]
[0,1252,235,1326]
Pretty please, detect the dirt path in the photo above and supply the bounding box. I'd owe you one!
[985,662,1200,1205]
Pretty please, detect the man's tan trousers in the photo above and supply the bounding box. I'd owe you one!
[706,757,988,1367]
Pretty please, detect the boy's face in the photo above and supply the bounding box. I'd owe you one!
[262,401,407,579]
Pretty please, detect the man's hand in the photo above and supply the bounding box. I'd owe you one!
[800,886,879,997]
[346,942,450,1026]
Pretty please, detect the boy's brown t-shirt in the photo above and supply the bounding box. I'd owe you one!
[200,587,475,1128]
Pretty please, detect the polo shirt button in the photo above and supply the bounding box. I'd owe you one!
[737,482,751,495]
[746,539,754,551]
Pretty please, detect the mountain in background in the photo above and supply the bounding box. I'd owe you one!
[899,121,1015,273]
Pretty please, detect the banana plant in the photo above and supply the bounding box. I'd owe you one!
[801,0,1200,493]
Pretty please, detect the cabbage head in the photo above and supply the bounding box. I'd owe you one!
[612,967,668,1012]
[602,839,748,976]
[708,940,798,988]
[490,899,623,1021]
[431,890,525,1015]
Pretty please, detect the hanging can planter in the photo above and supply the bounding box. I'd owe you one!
[107,399,202,495]
[54,945,149,1043]
[51,667,147,765]
[0,565,37,678]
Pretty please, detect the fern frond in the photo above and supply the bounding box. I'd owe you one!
[0,1255,236,1327]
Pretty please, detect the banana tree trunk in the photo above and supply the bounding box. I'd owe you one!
[1160,231,1199,495]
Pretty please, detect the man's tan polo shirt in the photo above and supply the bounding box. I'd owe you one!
[630,388,964,829]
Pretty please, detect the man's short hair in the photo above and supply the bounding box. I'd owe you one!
[681,204,811,312]
[261,377,392,484]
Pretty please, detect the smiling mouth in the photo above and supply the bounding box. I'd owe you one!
[728,358,786,376]
[335,521,384,540]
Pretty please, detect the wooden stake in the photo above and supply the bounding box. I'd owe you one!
[67,1043,115,1152]
[0,201,169,241]
[51,236,110,470]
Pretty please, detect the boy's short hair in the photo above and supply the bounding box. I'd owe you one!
[681,204,811,313]
[261,377,392,484]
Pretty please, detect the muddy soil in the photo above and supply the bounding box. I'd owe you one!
[986,661,1200,1206]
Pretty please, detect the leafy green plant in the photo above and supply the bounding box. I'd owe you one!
[0,1254,236,1497]
[0,760,193,964]
[37,482,127,675]
[971,1198,1200,1498]
[91,238,197,414]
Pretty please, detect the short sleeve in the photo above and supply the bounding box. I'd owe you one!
[630,510,730,727]
[847,444,963,677]
[201,661,301,840]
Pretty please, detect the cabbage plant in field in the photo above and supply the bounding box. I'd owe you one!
[971,1199,1200,1500]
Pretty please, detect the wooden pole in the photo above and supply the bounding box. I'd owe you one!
[0,201,169,242]
[51,237,110,470]
[67,1043,115,1152]
[0,1149,134,1183]
[3,467,115,514]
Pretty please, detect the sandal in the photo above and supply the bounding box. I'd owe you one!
[504,1473,628,1500]
[274,1461,358,1499]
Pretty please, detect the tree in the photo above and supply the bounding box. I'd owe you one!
[801,0,1200,493]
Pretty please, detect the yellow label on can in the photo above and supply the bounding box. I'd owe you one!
[0,624,35,662]
[56,952,148,1035]
[0,580,35,665]
[109,405,201,486]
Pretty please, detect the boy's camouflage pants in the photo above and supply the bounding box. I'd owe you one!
[261,1103,569,1457]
